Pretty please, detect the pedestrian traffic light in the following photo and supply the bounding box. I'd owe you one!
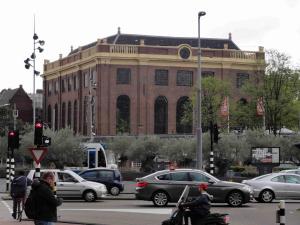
[8,130,19,149]
[213,124,219,143]
[34,121,43,146]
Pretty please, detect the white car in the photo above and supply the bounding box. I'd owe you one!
[27,169,107,202]
[242,173,300,203]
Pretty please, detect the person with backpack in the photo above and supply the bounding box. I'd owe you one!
[30,171,62,225]
[10,171,32,219]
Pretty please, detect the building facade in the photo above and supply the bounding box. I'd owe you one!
[42,32,265,136]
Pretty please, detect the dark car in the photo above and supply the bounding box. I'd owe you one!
[79,168,124,196]
[135,168,253,207]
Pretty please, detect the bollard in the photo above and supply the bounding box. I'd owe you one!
[276,200,285,225]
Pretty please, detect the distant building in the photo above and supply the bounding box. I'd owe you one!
[28,89,43,121]
[42,30,265,136]
[0,85,33,127]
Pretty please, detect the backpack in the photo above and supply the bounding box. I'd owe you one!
[10,176,27,198]
[24,190,37,219]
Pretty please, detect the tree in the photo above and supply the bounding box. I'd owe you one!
[241,50,300,134]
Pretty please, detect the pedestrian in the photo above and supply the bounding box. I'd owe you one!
[32,171,62,225]
[10,171,32,219]
[180,183,213,225]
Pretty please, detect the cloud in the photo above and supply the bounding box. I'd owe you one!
[284,0,299,8]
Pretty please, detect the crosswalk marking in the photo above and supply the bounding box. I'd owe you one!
[60,208,173,215]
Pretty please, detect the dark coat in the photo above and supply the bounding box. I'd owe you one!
[32,180,62,222]
[10,175,32,198]
[181,192,212,217]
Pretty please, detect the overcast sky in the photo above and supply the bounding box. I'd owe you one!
[1,0,299,93]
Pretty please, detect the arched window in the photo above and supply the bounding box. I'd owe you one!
[47,105,52,128]
[54,104,58,130]
[83,96,88,135]
[73,100,77,133]
[67,101,72,128]
[239,98,248,105]
[154,96,168,134]
[176,96,192,134]
[61,102,66,128]
[116,95,130,134]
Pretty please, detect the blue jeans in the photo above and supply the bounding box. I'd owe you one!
[34,221,54,225]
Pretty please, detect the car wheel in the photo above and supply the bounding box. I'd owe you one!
[227,191,243,207]
[259,189,274,203]
[110,186,120,196]
[83,190,97,202]
[152,191,169,207]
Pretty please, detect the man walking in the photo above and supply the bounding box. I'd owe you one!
[32,172,62,225]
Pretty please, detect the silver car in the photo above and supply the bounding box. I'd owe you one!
[242,173,300,203]
[27,169,107,202]
[278,169,300,175]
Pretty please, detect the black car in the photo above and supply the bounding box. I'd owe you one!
[135,168,253,207]
[79,168,124,196]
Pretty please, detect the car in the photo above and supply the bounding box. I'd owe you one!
[135,168,253,207]
[79,168,124,196]
[278,169,300,175]
[242,172,300,203]
[27,169,107,202]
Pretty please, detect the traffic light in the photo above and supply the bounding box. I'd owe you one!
[8,130,19,149]
[34,121,43,146]
[213,124,219,143]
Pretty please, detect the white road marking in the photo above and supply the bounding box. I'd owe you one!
[1,200,13,213]
[60,208,173,215]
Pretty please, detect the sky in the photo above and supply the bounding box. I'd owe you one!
[0,0,299,93]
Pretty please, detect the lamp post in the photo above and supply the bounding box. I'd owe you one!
[196,11,206,170]
[24,17,45,125]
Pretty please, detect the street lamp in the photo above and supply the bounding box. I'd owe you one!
[196,11,206,170]
[24,18,45,125]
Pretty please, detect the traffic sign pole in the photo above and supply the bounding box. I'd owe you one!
[29,147,48,179]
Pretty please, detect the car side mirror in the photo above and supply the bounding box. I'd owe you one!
[208,179,215,184]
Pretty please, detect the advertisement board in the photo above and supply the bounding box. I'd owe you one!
[251,147,280,165]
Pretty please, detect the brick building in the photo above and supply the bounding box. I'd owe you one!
[42,31,265,136]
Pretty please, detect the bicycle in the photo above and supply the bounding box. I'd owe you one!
[15,197,25,222]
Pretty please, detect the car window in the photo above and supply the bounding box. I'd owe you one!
[58,172,76,182]
[171,172,190,181]
[284,175,300,184]
[156,173,171,180]
[295,171,300,175]
[98,170,114,179]
[81,171,97,179]
[189,172,210,182]
[271,175,285,183]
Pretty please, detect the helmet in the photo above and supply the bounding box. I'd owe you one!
[199,183,208,190]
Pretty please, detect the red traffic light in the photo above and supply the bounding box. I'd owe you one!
[35,122,43,128]
[8,131,16,136]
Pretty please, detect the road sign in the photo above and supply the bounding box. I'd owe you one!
[29,147,48,164]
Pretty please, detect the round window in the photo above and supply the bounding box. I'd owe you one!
[179,47,191,59]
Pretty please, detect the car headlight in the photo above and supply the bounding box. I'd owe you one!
[242,185,253,193]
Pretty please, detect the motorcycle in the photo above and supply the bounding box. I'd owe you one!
[161,186,230,225]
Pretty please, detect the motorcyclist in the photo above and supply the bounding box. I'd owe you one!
[180,183,213,225]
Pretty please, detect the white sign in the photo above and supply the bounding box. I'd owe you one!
[251,147,280,164]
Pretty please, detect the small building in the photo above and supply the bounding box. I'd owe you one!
[0,85,33,127]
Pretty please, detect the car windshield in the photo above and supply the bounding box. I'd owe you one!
[65,170,85,182]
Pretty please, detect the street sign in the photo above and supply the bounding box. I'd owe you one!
[29,147,48,164]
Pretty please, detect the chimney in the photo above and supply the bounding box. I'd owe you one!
[71,45,73,52]
[117,27,121,35]
[44,59,50,64]
[228,32,232,40]
[19,84,23,89]
[59,54,63,59]
[259,46,264,52]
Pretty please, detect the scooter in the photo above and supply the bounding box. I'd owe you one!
[161,186,230,225]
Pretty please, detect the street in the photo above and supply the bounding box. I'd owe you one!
[1,196,300,225]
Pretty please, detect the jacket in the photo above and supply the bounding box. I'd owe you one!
[181,192,213,217]
[10,175,32,198]
[31,179,62,222]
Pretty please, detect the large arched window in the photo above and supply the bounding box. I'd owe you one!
[54,104,58,130]
[61,102,66,128]
[67,101,72,128]
[116,95,130,134]
[154,96,168,134]
[47,105,52,128]
[73,100,78,133]
[176,96,192,134]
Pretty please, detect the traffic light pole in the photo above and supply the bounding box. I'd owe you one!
[6,146,11,192]
[210,121,214,175]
